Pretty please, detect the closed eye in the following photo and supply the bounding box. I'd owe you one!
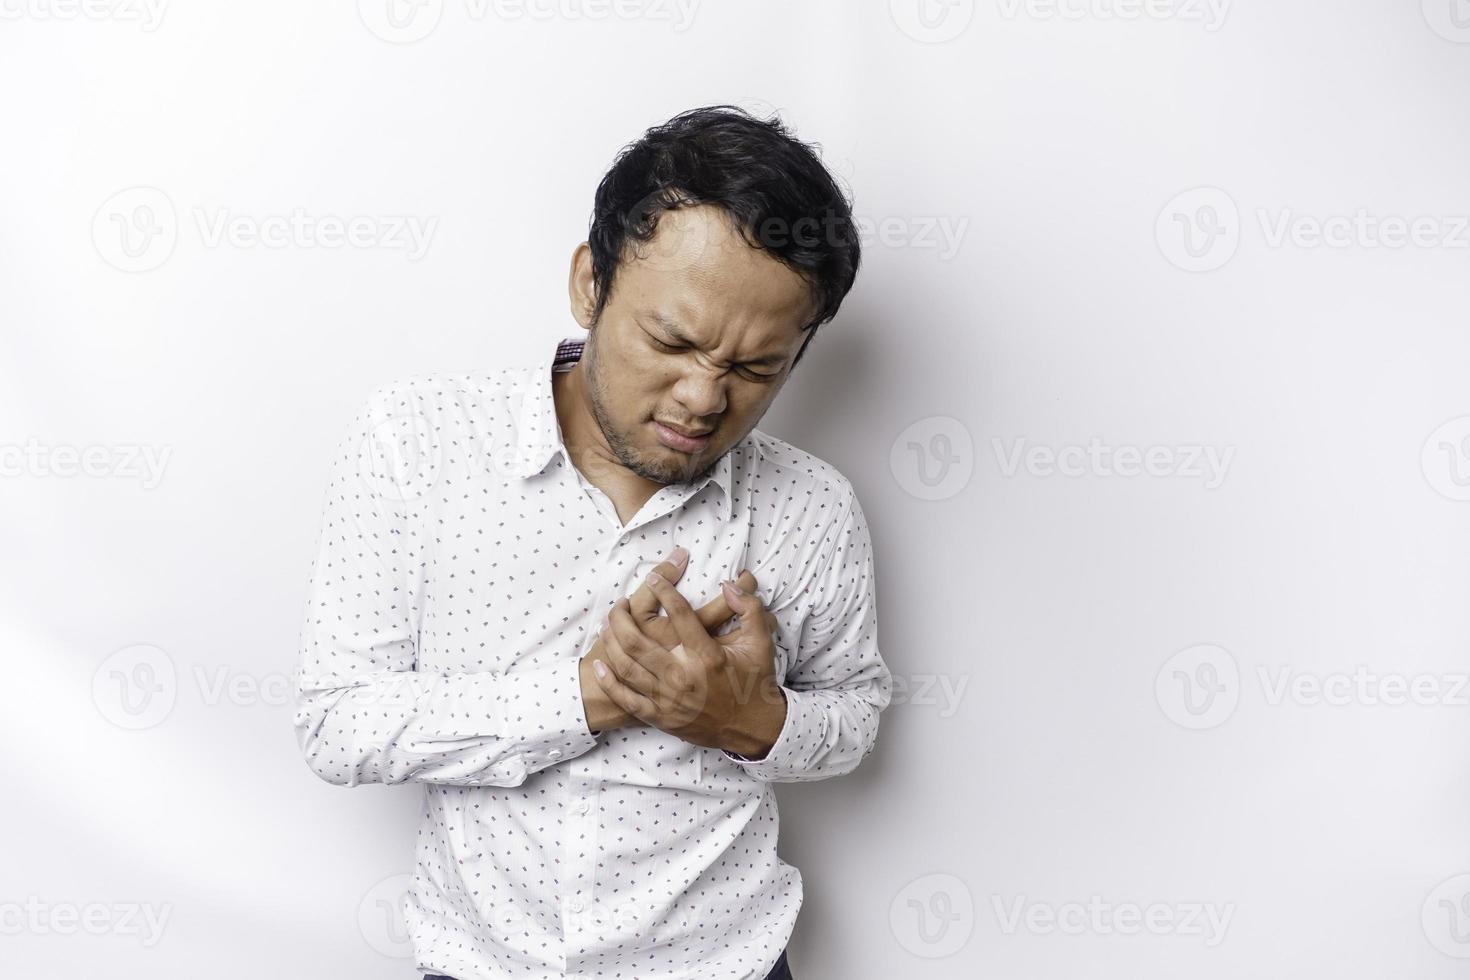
[646,333,780,381]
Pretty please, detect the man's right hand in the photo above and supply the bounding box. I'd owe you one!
[579,546,757,732]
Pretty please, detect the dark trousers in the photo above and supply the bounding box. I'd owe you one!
[425,947,792,980]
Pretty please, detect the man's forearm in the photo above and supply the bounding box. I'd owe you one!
[719,681,787,760]
[579,654,635,732]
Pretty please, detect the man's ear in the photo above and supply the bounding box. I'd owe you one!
[568,242,598,330]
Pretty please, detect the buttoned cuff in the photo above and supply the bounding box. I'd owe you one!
[490,657,600,778]
[720,685,809,781]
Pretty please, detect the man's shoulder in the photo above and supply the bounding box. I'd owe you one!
[352,364,537,420]
[744,428,860,516]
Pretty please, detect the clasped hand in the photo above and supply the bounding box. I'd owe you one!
[578,547,787,758]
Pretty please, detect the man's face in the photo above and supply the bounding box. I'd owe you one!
[570,204,817,486]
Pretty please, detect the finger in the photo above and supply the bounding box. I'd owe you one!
[597,610,660,693]
[628,546,690,621]
[694,569,759,631]
[607,595,670,674]
[607,606,701,711]
[641,568,707,652]
[721,571,769,642]
[591,657,657,724]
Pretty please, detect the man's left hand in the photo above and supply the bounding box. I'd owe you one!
[591,569,788,758]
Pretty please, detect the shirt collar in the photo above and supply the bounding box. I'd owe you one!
[510,335,735,524]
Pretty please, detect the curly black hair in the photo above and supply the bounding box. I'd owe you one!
[587,105,861,368]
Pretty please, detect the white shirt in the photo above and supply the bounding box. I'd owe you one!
[293,334,892,980]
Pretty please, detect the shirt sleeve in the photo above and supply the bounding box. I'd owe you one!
[720,483,892,782]
[292,384,600,788]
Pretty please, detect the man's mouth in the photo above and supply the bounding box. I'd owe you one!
[652,420,712,453]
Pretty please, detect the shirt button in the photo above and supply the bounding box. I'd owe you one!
[548,749,563,760]
[573,800,590,815]
[568,898,585,913]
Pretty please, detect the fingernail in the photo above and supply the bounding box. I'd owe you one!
[723,579,744,596]
[593,660,606,678]
[645,570,663,586]
[671,546,689,568]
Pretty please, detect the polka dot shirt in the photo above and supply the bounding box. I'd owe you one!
[293,334,892,979]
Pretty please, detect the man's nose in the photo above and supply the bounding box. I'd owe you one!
[671,369,728,419]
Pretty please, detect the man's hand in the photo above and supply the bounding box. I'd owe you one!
[590,567,787,759]
[578,546,757,733]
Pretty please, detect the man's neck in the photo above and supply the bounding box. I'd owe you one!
[552,361,663,526]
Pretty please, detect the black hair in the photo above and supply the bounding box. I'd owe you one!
[587,105,861,368]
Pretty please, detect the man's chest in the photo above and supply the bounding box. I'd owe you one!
[413,470,767,676]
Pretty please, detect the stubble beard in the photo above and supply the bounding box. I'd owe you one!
[583,329,718,487]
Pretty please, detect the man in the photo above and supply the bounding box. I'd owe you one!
[294,105,891,980]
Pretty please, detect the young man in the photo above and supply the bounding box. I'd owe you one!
[294,105,891,980]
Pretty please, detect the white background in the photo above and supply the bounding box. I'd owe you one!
[3,1,1470,977]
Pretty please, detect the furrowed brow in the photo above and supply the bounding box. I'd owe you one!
[646,312,788,368]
